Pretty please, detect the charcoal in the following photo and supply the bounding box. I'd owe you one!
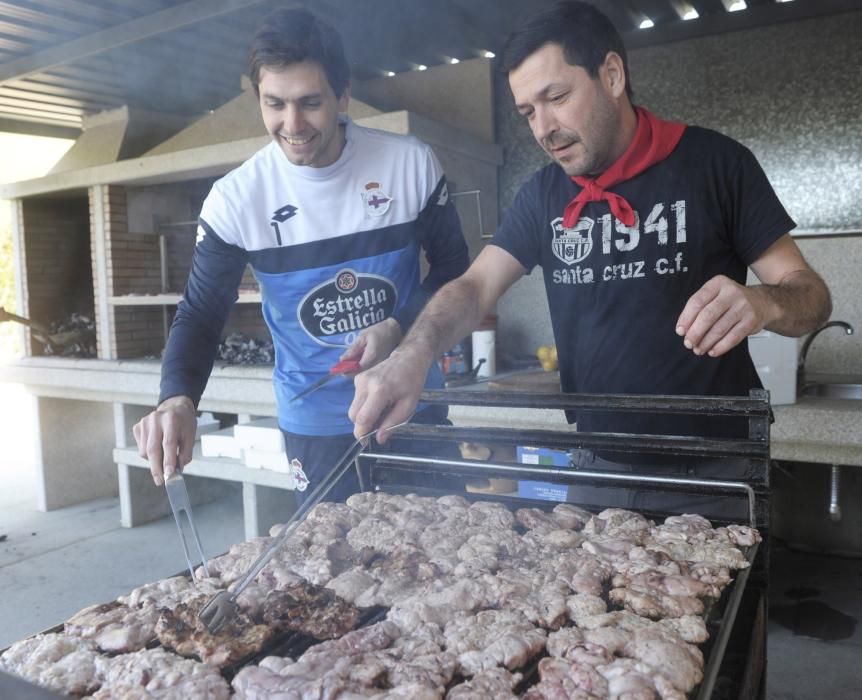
[43,313,97,358]
[216,332,274,365]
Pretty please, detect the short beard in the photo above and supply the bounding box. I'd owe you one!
[559,93,620,178]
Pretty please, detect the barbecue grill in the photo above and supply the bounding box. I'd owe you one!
[358,388,771,700]
[0,389,771,699]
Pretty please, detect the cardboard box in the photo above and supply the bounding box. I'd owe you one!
[517,481,569,502]
[243,448,291,473]
[200,427,242,459]
[516,445,571,502]
[234,418,285,453]
[517,445,571,467]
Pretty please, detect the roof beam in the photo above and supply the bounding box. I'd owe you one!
[0,116,80,138]
[0,0,272,86]
[0,104,80,124]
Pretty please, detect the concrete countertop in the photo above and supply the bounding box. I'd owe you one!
[447,373,862,468]
[771,399,862,466]
[0,357,277,415]
[2,358,860,466]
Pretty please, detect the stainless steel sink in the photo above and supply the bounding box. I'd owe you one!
[800,383,862,400]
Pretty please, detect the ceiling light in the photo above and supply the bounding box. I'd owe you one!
[482,50,495,59]
[448,57,460,65]
[416,64,428,71]
[639,18,655,29]
[728,1,747,11]
[683,9,699,20]
[775,0,794,3]
[384,70,395,77]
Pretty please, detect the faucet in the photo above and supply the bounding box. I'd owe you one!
[797,320,855,388]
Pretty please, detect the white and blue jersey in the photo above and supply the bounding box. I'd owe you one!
[160,115,468,435]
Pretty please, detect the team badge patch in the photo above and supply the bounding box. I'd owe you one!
[290,458,309,491]
[361,181,392,217]
[550,216,594,265]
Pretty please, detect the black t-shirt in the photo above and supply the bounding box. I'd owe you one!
[493,126,795,437]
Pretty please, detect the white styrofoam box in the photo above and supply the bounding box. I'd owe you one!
[748,331,797,405]
[196,412,221,437]
[234,418,285,453]
[200,427,243,459]
[244,447,291,473]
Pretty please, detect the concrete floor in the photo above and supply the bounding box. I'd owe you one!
[1,384,861,696]
[0,383,246,648]
[767,541,862,699]
[0,458,246,649]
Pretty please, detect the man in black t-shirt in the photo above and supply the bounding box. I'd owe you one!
[350,2,831,448]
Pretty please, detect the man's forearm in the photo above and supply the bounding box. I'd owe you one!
[397,275,487,364]
[756,269,832,336]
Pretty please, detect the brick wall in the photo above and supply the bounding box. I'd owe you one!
[225,304,271,341]
[21,197,91,355]
[113,307,171,359]
[17,180,268,361]
[93,185,165,359]
[110,232,161,295]
[97,181,266,360]
[166,227,196,292]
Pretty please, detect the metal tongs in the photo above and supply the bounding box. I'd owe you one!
[164,472,211,581]
[198,422,405,633]
[289,359,361,403]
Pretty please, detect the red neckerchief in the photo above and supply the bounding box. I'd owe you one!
[562,106,686,228]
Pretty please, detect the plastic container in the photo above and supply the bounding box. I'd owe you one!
[747,331,797,405]
[471,315,497,378]
[441,340,469,378]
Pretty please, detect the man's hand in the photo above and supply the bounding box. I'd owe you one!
[132,396,197,486]
[676,275,769,357]
[349,248,526,442]
[349,346,432,443]
[340,318,403,370]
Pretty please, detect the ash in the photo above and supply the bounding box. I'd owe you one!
[43,313,97,358]
[217,332,274,365]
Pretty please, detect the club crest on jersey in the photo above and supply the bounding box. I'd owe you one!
[361,181,392,217]
[298,268,398,348]
[290,458,309,492]
[550,216,594,265]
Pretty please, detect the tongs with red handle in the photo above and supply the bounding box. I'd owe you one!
[289,358,360,403]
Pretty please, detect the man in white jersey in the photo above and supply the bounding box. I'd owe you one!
[133,8,469,503]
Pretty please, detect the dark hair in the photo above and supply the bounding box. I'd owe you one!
[249,8,350,98]
[500,1,633,99]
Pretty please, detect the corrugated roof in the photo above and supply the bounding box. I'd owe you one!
[0,0,856,137]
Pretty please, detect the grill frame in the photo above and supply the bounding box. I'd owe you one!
[0,389,771,699]
[357,387,772,699]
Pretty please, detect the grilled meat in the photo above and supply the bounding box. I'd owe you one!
[0,632,100,696]
[155,597,273,667]
[64,600,159,653]
[443,609,547,676]
[446,667,523,699]
[92,646,230,699]
[261,580,360,639]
